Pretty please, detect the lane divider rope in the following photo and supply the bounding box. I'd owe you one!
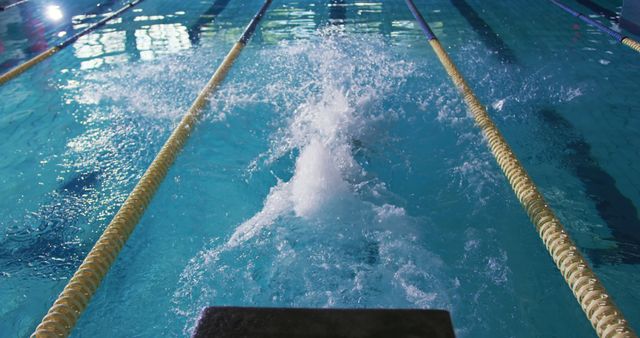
[30,1,273,336]
[0,0,29,11]
[405,1,636,337]
[0,0,145,86]
[550,0,640,54]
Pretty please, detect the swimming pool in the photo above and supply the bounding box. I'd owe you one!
[0,0,639,336]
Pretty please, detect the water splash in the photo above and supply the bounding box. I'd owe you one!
[172,31,453,334]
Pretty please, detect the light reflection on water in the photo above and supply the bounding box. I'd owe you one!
[0,0,639,337]
[1,0,434,71]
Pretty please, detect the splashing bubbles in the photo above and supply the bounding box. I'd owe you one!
[171,31,450,335]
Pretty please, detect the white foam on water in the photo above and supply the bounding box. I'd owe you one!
[290,139,351,217]
[227,87,358,247]
[57,46,234,225]
[172,31,454,334]
[491,98,506,112]
[413,40,588,210]
[71,48,220,120]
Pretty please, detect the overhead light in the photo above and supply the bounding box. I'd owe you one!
[46,5,64,21]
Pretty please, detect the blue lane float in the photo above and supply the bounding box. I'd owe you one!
[549,0,640,53]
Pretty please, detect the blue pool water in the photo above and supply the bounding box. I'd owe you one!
[1,0,639,336]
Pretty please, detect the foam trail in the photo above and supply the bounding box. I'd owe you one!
[172,31,452,334]
[228,88,356,248]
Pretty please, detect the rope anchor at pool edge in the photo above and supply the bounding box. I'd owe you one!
[550,0,640,54]
[0,0,145,86]
[405,0,636,337]
[31,1,273,337]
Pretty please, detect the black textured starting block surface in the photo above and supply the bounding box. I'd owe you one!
[193,307,455,338]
